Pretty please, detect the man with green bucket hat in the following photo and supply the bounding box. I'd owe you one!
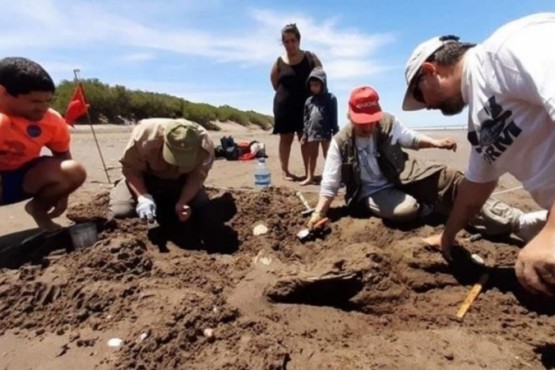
[109,118,215,225]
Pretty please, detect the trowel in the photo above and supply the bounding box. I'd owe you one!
[297,217,329,242]
[296,191,315,217]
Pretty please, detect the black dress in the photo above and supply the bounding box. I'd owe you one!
[273,54,313,134]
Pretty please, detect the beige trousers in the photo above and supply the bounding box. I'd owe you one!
[363,167,523,237]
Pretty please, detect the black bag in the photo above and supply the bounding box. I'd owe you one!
[215,145,226,158]
[220,136,239,161]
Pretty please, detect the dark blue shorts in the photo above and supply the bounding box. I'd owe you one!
[0,157,47,205]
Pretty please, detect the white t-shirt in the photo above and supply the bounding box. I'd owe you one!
[320,116,421,199]
[355,135,391,198]
[463,13,555,210]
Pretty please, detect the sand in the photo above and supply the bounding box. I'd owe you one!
[0,124,553,370]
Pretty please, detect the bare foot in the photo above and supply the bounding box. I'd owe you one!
[282,172,296,181]
[299,178,315,186]
[25,201,62,233]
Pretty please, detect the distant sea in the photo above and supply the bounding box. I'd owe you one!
[415,125,465,131]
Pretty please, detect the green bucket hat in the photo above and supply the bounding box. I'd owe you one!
[162,121,200,171]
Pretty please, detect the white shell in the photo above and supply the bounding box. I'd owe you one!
[297,229,310,239]
[470,253,485,266]
[107,338,123,348]
[138,332,148,341]
[259,257,272,265]
[253,224,269,236]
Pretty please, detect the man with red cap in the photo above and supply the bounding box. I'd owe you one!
[308,86,528,239]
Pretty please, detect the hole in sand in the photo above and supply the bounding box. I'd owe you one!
[265,271,365,310]
[0,228,73,269]
[536,344,555,368]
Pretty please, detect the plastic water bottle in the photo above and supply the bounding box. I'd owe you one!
[254,158,271,190]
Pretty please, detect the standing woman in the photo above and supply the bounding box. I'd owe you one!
[271,24,322,181]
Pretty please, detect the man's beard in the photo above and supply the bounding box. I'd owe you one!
[439,95,466,116]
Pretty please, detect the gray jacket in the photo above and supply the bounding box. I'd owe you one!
[303,67,338,140]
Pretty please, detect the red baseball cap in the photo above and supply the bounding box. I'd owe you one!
[348,86,383,124]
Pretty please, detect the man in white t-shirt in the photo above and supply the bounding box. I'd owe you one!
[402,13,555,296]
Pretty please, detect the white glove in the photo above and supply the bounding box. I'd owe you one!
[136,194,156,223]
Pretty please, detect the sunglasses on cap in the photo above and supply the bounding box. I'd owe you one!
[412,70,425,104]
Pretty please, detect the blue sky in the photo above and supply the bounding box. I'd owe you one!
[3,0,554,128]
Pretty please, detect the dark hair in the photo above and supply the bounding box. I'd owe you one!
[281,23,301,42]
[0,57,55,96]
[427,35,476,66]
[426,35,476,66]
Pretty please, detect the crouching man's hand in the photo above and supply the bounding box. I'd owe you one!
[175,202,193,223]
[136,194,156,223]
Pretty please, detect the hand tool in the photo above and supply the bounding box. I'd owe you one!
[296,191,315,217]
[297,217,329,242]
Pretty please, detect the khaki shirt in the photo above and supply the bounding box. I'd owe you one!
[120,118,215,181]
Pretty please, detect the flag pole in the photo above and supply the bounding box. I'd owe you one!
[72,69,112,184]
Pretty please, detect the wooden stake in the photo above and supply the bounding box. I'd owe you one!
[456,272,489,320]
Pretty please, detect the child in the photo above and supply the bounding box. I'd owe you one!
[300,67,338,186]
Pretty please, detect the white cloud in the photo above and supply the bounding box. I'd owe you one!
[40,60,84,78]
[249,9,393,57]
[5,0,438,125]
[118,53,157,63]
[325,60,396,81]
[1,1,396,82]
[242,8,396,80]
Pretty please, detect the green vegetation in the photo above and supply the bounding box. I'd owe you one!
[51,79,274,130]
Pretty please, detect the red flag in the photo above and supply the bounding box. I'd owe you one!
[65,83,89,126]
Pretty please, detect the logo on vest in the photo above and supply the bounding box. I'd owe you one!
[26,124,42,138]
[468,96,522,165]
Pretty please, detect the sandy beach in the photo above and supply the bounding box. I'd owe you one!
[0,123,552,370]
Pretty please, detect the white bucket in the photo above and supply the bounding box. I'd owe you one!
[69,222,98,249]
